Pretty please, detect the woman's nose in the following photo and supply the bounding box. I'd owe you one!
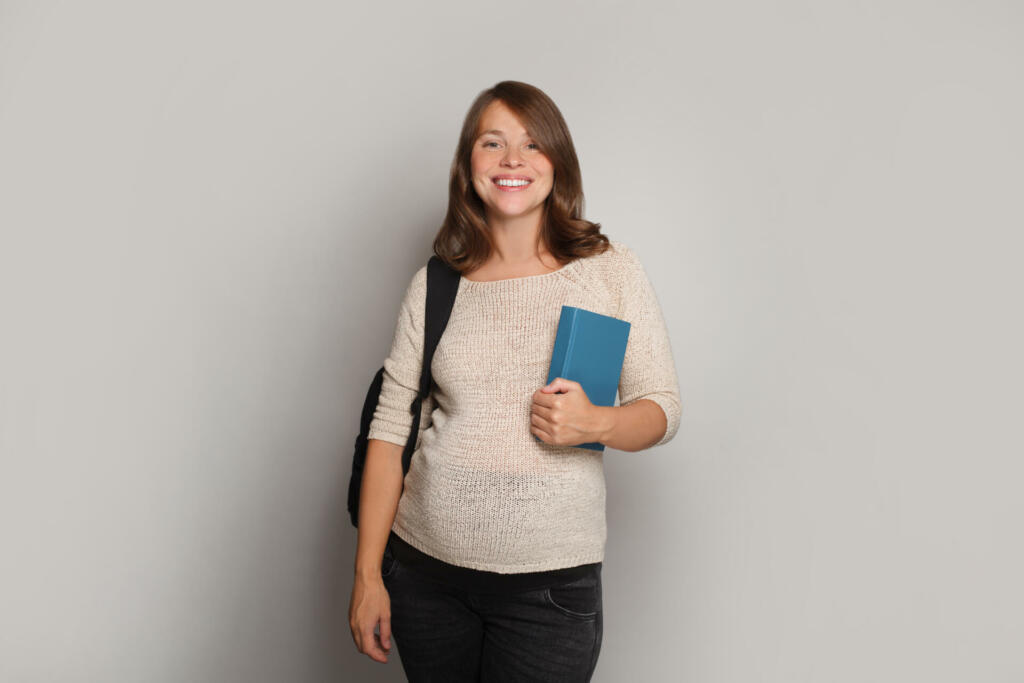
[502,149,523,166]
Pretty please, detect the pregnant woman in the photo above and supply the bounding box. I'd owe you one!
[349,80,681,682]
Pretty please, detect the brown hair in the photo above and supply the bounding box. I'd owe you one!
[432,80,610,274]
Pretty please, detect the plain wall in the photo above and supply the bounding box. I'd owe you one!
[1,1,1021,681]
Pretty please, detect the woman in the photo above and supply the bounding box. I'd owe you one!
[349,80,681,682]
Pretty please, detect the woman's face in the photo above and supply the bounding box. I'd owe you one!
[470,100,554,224]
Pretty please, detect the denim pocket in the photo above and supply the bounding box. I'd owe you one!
[381,541,398,579]
[544,570,601,620]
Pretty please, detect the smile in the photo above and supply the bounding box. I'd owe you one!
[493,177,532,192]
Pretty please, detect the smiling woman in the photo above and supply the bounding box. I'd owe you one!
[348,80,682,683]
[469,101,554,224]
[433,81,611,280]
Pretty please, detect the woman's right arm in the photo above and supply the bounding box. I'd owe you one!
[350,264,429,662]
[349,437,404,664]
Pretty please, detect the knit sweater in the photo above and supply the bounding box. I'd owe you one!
[366,239,682,573]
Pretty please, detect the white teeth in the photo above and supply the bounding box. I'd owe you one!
[496,178,530,187]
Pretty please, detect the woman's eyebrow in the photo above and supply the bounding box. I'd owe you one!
[478,129,531,139]
[475,131,536,145]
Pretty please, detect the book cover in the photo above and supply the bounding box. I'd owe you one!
[534,305,631,452]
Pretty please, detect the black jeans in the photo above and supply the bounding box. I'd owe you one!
[381,539,603,682]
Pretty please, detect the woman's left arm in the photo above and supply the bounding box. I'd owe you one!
[532,379,668,452]
[608,244,682,450]
[530,244,682,452]
[592,399,668,452]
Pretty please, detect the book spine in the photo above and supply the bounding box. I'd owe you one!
[547,306,575,383]
[561,308,579,382]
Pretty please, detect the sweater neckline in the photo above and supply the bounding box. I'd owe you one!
[459,258,581,287]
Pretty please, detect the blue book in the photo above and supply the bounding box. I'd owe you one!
[534,305,632,452]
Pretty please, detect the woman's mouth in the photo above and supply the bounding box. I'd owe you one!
[492,177,532,192]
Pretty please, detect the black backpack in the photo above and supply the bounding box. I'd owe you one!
[347,255,461,528]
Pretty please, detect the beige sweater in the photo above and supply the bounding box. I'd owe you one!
[367,240,681,573]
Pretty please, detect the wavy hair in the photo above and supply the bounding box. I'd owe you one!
[432,81,610,273]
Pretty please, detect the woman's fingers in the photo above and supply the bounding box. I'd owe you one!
[361,623,389,662]
[349,582,392,663]
[379,614,392,651]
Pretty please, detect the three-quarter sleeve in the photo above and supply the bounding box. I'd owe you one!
[366,264,432,447]
[615,244,682,447]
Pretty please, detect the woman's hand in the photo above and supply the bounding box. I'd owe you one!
[349,573,392,663]
[530,377,609,447]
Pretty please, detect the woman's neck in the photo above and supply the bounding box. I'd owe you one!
[483,208,550,267]
[464,213,564,281]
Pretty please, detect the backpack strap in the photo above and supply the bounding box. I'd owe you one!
[401,255,461,475]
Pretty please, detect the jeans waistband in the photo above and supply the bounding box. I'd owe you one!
[387,531,601,594]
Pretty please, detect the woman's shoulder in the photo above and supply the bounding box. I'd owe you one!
[389,263,429,317]
[606,239,636,261]
[411,262,429,288]
[581,238,643,281]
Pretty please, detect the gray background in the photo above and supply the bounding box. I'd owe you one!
[1,1,1021,681]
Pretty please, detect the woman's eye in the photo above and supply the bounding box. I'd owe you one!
[483,141,500,148]
[526,142,540,150]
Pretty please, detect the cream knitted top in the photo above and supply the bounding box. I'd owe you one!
[367,240,681,573]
